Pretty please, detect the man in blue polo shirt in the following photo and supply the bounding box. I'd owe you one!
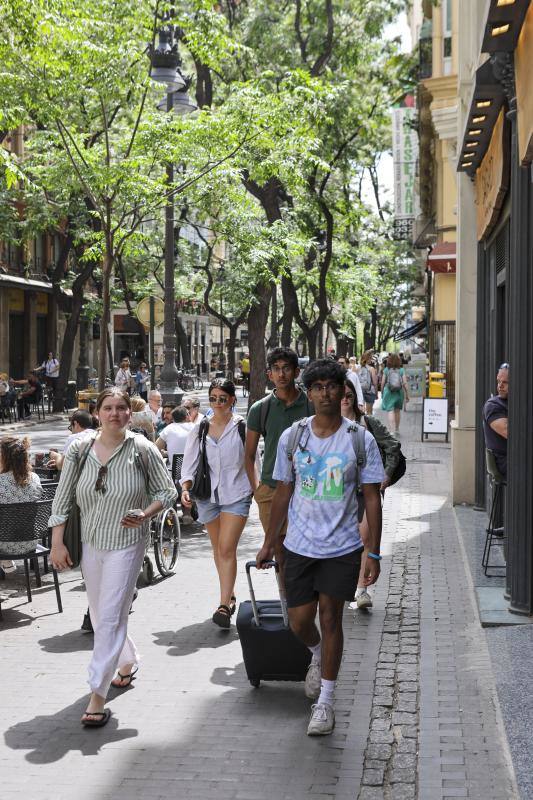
[256,358,384,737]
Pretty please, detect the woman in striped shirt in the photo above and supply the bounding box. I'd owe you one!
[49,388,177,728]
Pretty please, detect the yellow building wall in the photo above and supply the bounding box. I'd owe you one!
[433,273,456,321]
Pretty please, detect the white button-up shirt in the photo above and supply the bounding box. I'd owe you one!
[180,415,253,504]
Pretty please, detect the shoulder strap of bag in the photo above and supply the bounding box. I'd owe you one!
[286,418,310,463]
[346,422,367,487]
[237,419,246,445]
[259,393,273,437]
[132,435,150,491]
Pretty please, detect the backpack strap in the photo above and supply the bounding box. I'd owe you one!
[286,418,310,463]
[259,394,273,437]
[346,422,367,486]
[237,419,246,446]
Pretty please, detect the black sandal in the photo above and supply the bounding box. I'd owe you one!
[111,666,138,689]
[212,605,231,628]
[229,595,237,616]
[81,709,111,728]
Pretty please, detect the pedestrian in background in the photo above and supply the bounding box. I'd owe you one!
[134,363,149,401]
[114,359,131,394]
[482,363,508,479]
[358,351,378,415]
[182,395,204,424]
[380,352,409,435]
[181,379,252,629]
[246,347,311,539]
[341,378,400,608]
[49,388,176,728]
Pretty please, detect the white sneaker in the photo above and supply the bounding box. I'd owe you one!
[307,703,335,736]
[356,589,373,609]
[304,662,321,700]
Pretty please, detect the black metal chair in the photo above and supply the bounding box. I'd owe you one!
[0,393,17,424]
[482,449,506,576]
[0,499,62,613]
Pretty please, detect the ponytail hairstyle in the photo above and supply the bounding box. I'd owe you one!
[0,436,32,486]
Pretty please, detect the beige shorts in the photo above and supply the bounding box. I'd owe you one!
[254,482,288,537]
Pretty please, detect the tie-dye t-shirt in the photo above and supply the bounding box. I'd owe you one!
[272,417,384,558]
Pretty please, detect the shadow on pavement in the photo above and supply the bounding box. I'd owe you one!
[38,628,94,653]
[4,696,138,764]
[152,618,239,657]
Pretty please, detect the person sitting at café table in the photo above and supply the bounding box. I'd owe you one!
[12,372,42,419]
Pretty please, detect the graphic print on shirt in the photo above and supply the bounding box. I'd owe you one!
[295,449,348,501]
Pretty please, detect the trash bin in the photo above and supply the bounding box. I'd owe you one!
[65,381,78,409]
[77,389,98,411]
[428,372,446,398]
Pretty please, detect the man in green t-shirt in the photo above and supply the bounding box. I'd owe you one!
[245,347,312,536]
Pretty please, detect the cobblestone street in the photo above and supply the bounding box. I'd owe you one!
[0,405,519,799]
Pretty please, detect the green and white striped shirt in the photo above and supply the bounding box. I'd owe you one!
[49,431,177,551]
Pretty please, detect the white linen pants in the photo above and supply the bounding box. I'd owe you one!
[81,538,145,697]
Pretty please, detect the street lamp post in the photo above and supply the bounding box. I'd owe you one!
[149,18,196,403]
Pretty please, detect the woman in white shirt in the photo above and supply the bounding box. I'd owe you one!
[114,360,132,394]
[181,379,252,628]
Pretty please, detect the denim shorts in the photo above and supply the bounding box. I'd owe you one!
[195,495,252,524]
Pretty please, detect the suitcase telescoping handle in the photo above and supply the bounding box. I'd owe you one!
[245,560,289,628]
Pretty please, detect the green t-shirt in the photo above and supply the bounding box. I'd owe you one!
[247,390,312,488]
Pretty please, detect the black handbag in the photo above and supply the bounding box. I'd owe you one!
[191,420,211,501]
[63,437,94,568]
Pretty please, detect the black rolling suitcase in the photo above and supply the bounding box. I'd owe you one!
[237,560,311,687]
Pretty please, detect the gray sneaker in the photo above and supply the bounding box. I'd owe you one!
[356,589,373,609]
[307,703,335,736]
[304,661,321,700]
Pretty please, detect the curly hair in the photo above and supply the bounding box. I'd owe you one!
[0,436,32,486]
[301,358,346,389]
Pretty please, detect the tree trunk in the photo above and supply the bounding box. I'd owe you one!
[266,282,279,349]
[280,276,294,347]
[248,282,271,406]
[98,247,113,391]
[306,325,319,360]
[175,317,191,369]
[227,324,239,375]
[106,326,114,380]
[53,295,84,412]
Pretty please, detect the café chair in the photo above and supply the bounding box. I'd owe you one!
[0,499,62,613]
[482,448,506,577]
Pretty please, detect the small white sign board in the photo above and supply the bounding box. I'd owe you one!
[422,398,448,439]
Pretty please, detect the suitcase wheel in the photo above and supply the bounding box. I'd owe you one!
[250,679,260,688]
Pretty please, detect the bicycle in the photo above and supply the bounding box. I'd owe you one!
[193,375,203,390]
[177,371,195,392]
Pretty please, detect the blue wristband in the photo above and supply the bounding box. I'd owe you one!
[368,552,382,561]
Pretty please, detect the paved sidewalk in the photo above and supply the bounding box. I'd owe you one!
[0,405,518,799]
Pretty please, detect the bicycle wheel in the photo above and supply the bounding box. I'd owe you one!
[153,507,181,576]
[181,375,194,392]
[194,376,203,390]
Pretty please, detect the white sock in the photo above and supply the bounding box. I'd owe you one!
[354,587,365,598]
[308,642,321,664]
[318,678,335,708]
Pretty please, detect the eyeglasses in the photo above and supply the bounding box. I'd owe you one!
[309,382,342,394]
[68,423,73,431]
[342,392,354,401]
[95,465,108,494]
[209,396,229,404]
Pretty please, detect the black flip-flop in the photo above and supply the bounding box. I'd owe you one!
[111,666,139,689]
[212,605,231,628]
[81,709,111,728]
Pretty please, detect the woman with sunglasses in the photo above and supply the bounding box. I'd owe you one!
[49,388,176,728]
[180,379,253,628]
[341,378,401,609]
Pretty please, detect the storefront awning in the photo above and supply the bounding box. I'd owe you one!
[394,318,427,342]
[427,242,456,273]
[0,272,54,293]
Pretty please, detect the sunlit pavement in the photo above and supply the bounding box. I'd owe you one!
[0,399,518,799]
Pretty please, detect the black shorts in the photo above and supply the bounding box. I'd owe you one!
[282,545,363,608]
